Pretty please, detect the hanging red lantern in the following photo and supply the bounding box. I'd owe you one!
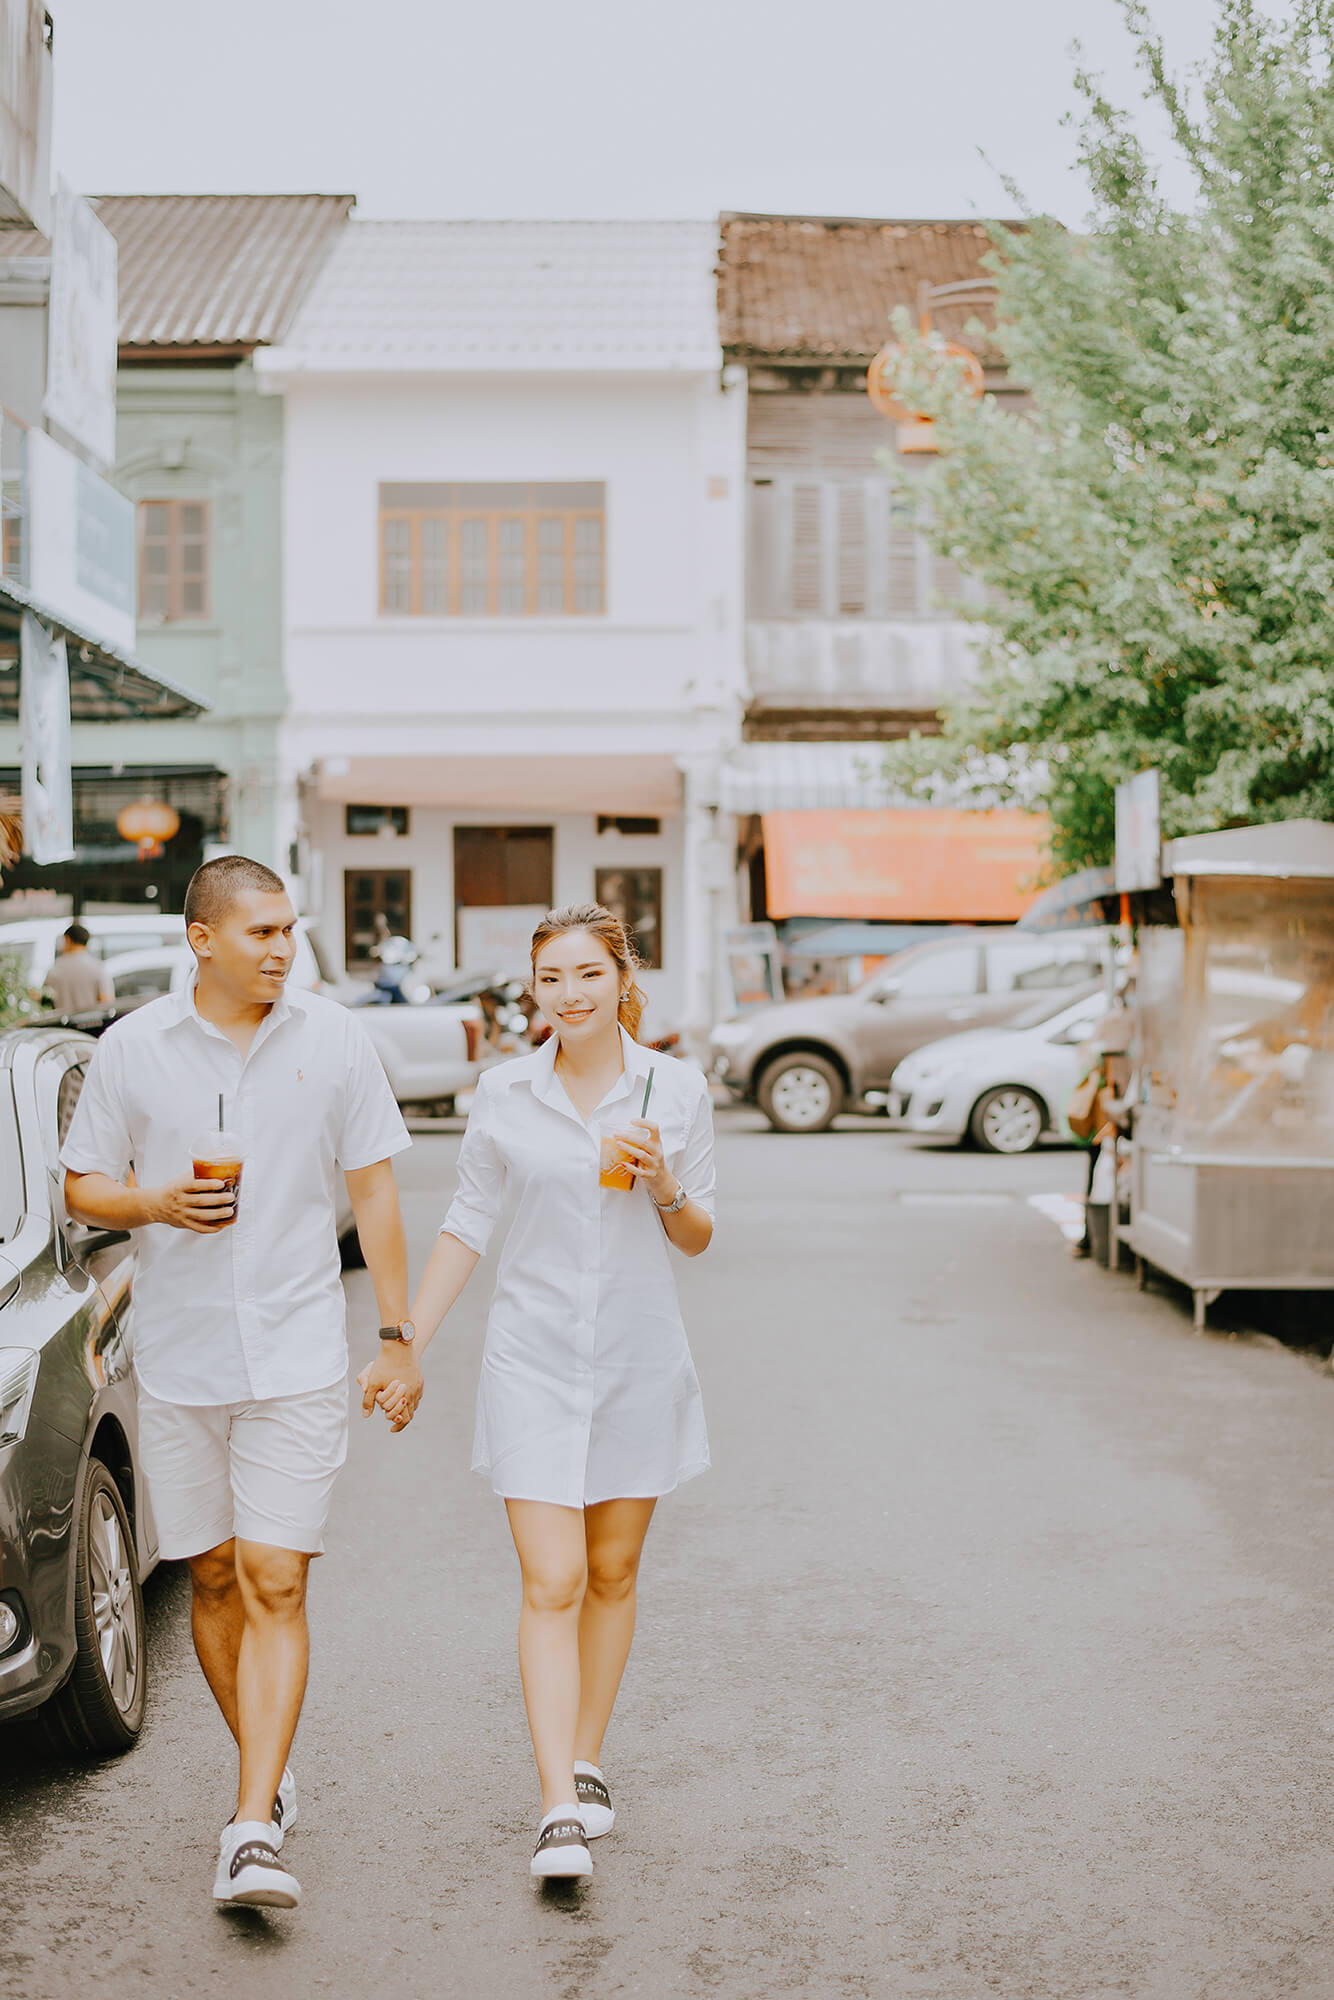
[116,798,180,862]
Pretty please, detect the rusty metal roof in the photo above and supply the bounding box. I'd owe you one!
[718,213,1017,362]
[0,194,354,354]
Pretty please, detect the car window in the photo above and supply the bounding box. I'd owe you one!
[1008,983,1104,1032]
[985,942,1105,993]
[89,930,173,961]
[56,1064,86,1149]
[891,947,980,999]
[113,962,176,1000]
[0,1076,23,1243]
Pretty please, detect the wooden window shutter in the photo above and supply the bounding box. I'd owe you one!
[887,500,919,616]
[791,484,824,614]
[836,485,867,616]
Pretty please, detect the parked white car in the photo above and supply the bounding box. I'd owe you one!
[1,914,191,997]
[888,985,1110,1154]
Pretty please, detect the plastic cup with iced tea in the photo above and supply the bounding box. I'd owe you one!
[192,1127,245,1227]
[598,1130,637,1192]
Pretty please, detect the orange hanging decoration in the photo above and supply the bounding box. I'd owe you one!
[116,798,180,862]
[866,340,985,452]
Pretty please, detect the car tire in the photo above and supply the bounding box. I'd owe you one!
[758,1052,845,1134]
[969,1086,1046,1156]
[46,1460,146,1756]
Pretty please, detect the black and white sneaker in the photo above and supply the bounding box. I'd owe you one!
[530,1805,593,1879]
[272,1766,297,1844]
[213,1820,302,1909]
[573,1762,615,1839]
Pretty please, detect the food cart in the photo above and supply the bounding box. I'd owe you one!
[1129,819,1334,1328]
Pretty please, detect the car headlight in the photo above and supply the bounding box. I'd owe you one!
[0,1350,40,1448]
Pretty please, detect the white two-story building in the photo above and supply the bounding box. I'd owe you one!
[257,221,746,1041]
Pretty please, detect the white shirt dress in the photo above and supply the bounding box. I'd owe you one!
[442,1029,714,1508]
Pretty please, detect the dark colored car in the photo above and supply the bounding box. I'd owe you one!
[709,928,1110,1133]
[0,1024,157,1753]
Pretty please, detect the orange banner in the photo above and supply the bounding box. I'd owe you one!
[762,809,1052,921]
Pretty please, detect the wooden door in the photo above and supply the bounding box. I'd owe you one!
[453,826,554,963]
[344,867,413,971]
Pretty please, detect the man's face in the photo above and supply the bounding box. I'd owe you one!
[188,888,297,1004]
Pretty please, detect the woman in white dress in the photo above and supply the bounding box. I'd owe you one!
[401,903,716,1880]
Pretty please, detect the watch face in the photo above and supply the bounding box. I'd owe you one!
[400,1319,416,1340]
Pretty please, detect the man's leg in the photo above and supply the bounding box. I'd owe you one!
[232,1541,312,1828]
[187,1538,244,1740]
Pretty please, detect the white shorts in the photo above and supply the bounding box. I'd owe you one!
[135,1377,350,1561]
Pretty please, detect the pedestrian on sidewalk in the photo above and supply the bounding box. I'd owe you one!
[43,923,113,1017]
[386,902,715,1882]
[61,855,421,1914]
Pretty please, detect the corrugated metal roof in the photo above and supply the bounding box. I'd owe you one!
[0,575,209,720]
[0,195,355,352]
[718,213,1016,362]
[270,219,721,371]
[95,194,355,350]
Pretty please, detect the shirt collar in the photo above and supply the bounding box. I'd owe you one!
[165,964,296,1041]
[527,1025,654,1118]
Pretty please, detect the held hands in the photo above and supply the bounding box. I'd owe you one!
[150,1172,238,1233]
[613,1120,678,1206]
[357,1347,424,1434]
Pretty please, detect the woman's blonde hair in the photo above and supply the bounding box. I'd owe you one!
[530,903,648,1041]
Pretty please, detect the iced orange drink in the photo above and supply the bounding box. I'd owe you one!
[192,1126,244,1227]
[598,1131,637,1192]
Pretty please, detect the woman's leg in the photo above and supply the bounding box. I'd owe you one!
[505,1500,588,1812]
[575,1498,657,1767]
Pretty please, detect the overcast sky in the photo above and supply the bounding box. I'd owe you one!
[50,0,1243,224]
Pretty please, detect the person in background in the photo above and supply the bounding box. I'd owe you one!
[43,924,113,1016]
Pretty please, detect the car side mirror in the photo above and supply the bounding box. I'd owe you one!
[870,981,900,1005]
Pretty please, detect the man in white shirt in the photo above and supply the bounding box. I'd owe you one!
[62,855,424,1913]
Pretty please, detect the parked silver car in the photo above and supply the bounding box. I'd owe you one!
[0,1025,158,1753]
[710,929,1110,1133]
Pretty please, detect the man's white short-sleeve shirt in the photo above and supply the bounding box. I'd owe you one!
[61,979,410,1406]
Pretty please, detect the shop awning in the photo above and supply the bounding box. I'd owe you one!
[0,576,209,720]
[313,753,682,816]
[720,742,899,813]
[762,807,1051,921]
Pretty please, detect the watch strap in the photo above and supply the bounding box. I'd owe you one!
[379,1323,411,1342]
[651,1185,688,1214]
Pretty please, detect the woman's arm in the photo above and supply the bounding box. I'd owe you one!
[409,1232,482,1356]
[616,1113,714,1257]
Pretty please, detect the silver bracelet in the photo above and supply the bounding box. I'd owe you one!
[651,1184,688,1214]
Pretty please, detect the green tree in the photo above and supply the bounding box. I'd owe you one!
[886,0,1334,873]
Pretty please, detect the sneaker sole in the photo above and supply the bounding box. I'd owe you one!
[215,1866,301,1910]
[581,1810,614,1839]
[530,1849,593,1879]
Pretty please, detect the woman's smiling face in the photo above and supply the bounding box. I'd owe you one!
[532,928,624,1043]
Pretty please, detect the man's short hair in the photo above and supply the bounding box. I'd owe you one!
[184,855,286,929]
[64,923,90,947]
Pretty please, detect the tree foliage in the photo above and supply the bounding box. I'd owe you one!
[887,0,1334,872]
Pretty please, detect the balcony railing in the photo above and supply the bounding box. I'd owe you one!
[745,619,979,711]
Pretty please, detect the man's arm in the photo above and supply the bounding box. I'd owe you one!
[345,1158,421,1430]
[66,1169,237,1233]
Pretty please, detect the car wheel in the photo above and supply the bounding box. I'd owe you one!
[758,1053,844,1134]
[969,1086,1045,1155]
[46,1461,146,1755]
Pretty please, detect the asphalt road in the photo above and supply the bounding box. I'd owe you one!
[4,1113,1334,1998]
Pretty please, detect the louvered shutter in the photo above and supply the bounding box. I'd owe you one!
[836,486,867,615]
[791,485,824,614]
[887,500,919,616]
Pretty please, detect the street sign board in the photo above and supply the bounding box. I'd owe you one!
[44,181,118,470]
[25,428,136,655]
[1115,768,1162,893]
[0,1,53,235]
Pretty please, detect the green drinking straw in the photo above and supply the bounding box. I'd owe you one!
[640,1067,656,1120]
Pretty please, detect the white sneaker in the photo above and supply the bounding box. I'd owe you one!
[573,1762,615,1839]
[530,1805,592,1879]
[273,1766,297,1845]
[213,1820,301,1909]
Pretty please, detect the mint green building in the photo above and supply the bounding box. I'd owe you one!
[2,195,350,911]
